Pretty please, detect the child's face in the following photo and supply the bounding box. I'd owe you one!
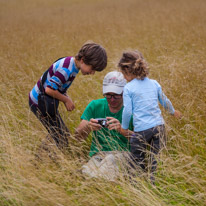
[79,59,95,75]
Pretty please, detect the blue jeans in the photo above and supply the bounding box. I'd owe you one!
[130,125,166,174]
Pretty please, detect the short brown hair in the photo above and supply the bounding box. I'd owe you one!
[118,50,149,80]
[75,41,107,71]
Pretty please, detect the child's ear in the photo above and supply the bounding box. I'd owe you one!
[125,67,130,74]
[80,58,84,64]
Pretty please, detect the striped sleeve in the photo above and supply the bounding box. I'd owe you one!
[47,57,71,90]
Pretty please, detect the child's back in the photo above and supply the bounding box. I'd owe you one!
[122,77,175,132]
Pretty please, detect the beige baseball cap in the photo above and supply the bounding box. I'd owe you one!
[103,71,127,94]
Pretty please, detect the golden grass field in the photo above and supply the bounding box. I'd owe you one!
[0,0,206,205]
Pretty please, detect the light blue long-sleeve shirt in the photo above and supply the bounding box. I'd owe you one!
[122,77,175,132]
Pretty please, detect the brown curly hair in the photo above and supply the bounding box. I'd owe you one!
[118,50,149,80]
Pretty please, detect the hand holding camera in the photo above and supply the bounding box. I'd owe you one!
[88,118,107,131]
[95,118,108,127]
[89,117,120,132]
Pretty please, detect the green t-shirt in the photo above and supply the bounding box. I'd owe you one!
[81,98,133,157]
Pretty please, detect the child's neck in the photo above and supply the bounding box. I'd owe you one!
[74,58,80,70]
[127,74,136,82]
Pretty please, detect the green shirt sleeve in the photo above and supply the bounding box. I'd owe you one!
[81,100,95,121]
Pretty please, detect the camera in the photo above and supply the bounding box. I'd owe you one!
[95,118,107,127]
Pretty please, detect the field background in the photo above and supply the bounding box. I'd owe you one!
[0,0,206,205]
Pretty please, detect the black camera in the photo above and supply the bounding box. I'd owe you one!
[96,118,107,127]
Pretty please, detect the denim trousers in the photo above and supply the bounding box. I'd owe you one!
[130,125,166,174]
[29,99,69,151]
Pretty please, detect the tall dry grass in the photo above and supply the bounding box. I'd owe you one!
[0,0,206,205]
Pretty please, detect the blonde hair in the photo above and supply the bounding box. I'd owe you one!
[118,50,149,80]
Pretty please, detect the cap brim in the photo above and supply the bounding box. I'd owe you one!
[103,85,124,95]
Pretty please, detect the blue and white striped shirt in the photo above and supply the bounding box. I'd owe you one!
[122,77,175,132]
[29,57,79,105]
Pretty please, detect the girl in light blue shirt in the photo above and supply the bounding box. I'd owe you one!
[118,50,181,184]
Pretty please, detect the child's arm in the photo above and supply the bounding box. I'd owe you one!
[157,83,182,118]
[119,128,134,139]
[157,83,175,114]
[45,87,75,111]
[122,87,133,130]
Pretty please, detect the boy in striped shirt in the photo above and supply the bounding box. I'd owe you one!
[29,42,107,151]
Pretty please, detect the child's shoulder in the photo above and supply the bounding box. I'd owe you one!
[148,78,161,88]
[52,56,72,67]
[145,77,157,83]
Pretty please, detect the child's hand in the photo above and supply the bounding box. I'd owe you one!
[174,110,182,119]
[119,128,134,138]
[64,97,75,111]
[121,128,128,134]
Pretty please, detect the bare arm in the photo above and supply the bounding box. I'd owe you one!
[74,119,102,141]
[75,117,134,141]
[106,117,134,139]
[75,120,91,141]
[45,87,75,111]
